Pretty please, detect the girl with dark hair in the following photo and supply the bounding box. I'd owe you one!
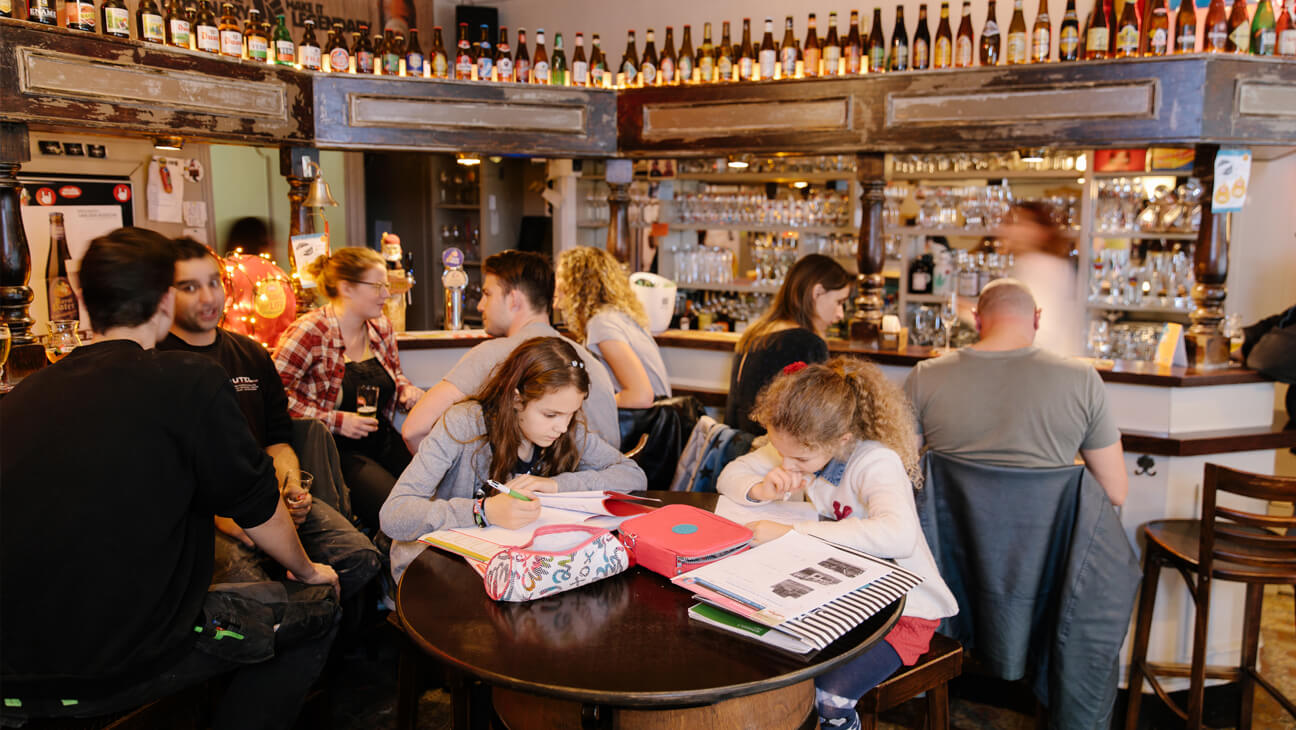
[725,253,853,435]
[380,337,647,583]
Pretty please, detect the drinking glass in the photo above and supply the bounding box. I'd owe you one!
[912,307,938,346]
[0,324,10,388]
[940,296,957,351]
[357,385,380,419]
[45,321,81,364]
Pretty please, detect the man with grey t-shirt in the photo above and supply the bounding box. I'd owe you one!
[401,251,619,452]
[904,279,1129,505]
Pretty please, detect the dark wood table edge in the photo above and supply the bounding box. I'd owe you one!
[1121,412,1296,457]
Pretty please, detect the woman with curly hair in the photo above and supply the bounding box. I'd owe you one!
[716,356,957,730]
[555,246,671,409]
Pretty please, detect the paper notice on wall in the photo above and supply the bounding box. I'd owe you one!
[291,233,329,289]
[1212,149,1251,213]
[182,201,207,227]
[147,158,184,223]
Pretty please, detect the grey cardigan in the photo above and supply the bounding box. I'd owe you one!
[380,401,647,583]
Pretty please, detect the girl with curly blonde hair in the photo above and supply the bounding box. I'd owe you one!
[555,247,671,409]
[716,356,957,730]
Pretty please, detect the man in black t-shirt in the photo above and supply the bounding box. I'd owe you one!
[1,228,339,729]
[157,238,379,602]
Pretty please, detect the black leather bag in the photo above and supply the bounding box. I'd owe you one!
[617,396,706,491]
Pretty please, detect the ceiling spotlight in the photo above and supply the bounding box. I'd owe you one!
[456,152,482,166]
[154,136,184,151]
[1018,147,1048,163]
[727,157,750,169]
[791,181,809,189]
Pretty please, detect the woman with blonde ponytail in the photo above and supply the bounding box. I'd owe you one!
[716,357,957,730]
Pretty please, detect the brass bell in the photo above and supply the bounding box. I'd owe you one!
[303,161,339,208]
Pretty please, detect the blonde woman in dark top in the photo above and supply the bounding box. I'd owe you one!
[725,253,852,435]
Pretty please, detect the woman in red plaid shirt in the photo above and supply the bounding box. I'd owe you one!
[274,247,425,533]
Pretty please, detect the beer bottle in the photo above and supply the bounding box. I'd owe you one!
[867,8,887,72]
[195,3,217,52]
[890,6,911,70]
[660,26,677,84]
[824,12,843,75]
[1252,0,1277,52]
[384,30,404,75]
[1115,0,1140,56]
[218,3,242,58]
[368,32,384,72]
[27,0,56,25]
[935,1,955,67]
[981,0,1002,64]
[259,14,272,53]
[804,13,822,76]
[67,0,95,32]
[454,22,473,79]
[1007,0,1029,62]
[102,0,129,38]
[533,28,550,83]
[1277,0,1296,55]
[46,214,80,324]
[589,33,607,86]
[354,25,375,74]
[495,27,512,81]
[846,10,864,73]
[914,5,932,69]
[1144,0,1171,54]
[620,30,639,82]
[273,14,294,65]
[779,16,799,78]
[1176,0,1199,51]
[1224,0,1249,50]
[475,25,492,80]
[718,21,736,81]
[1059,0,1081,58]
[137,0,165,43]
[679,25,695,82]
[572,32,589,86]
[1085,0,1111,58]
[515,28,531,83]
[404,27,423,76]
[699,22,716,82]
[1203,0,1228,49]
[739,19,756,81]
[326,22,350,72]
[1031,0,1052,61]
[759,18,778,79]
[640,28,657,84]
[244,8,268,61]
[550,32,567,86]
[956,1,976,65]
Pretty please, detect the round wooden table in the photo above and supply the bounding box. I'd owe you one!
[395,492,904,729]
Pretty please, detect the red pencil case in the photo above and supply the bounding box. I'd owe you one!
[618,504,753,578]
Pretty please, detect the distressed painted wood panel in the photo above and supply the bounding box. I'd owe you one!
[1204,56,1296,145]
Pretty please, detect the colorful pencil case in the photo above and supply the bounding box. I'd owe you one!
[618,504,754,578]
[483,525,629,602]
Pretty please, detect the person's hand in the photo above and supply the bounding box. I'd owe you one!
[748,467,806,502]
[399,385,425,411]
[484,492,542,529]
[214,515,255,548]
[339,412,380,439]
[746,520,793,545]
[288,561,340,599]
[506,474,558,494]
[283,487,312,526]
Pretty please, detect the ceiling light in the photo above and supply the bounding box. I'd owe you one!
[1018,147,1047,163]
[791,181,809,189]
[154,136,184,151]
[456,152,481,166]
[727,157,750,169]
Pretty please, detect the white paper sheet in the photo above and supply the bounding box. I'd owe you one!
[713,495,820,527]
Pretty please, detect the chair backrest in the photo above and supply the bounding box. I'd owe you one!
[619,396,706,491]
[1200,463,1296,576]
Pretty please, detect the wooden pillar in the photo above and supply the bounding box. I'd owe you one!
[0,122,45,383]
[605,159,635,271]
[849,152,887,346]
[1183,143,1230,369]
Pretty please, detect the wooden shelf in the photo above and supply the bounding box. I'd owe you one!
[663,222,855,234]
[577,221,608,228]
[678,281,782,294]
[886,226,1079,238]
[439,203,481,210]
[1086,302,1193,315]
[1092,231,1199,240]
[888,170,1085,182]
[675,171,854,184]
[905,293,956,303]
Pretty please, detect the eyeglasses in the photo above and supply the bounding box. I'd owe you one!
[344,279,391,293]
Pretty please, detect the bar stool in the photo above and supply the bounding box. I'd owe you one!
[1124,463,1296,730]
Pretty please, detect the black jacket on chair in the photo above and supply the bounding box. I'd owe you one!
[618,396,706,491]
[916,451,1140,730]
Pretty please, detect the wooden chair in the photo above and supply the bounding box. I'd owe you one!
[14,683,206,730]
[1124,463,1296,730]
[856,632,963,730]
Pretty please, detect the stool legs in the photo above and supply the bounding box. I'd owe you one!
[1237,583,1265,730]
[925,683,949,730]
[1124,548,1163,730]
[1186,573,1214,729]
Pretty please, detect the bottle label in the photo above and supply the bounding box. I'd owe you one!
[104,7,129,35]
[1086,27,1109,53]
[0,0,11,15]
[846,46,862,73]
[699,56,714,81]
[720,55,736,79]
[870,45,886,70]
[197,24,218,51]
[1007,31,1027,61]
[912,39,928,67]
[1177,26,1197,51]
[142,13,165,42]
[573,60,588,83]
[1150,28,1168,54]
[497,56,512,80]
[533,59,550,81]
[1060,26,1080,55]
[301,45,322,69]
[357,51,374,74]
[1280,28,1296,55]
[1228,23,1248,49]
[1255,28,1276,54]
[984,19,999,34]
[738,56,752,80]
[169,19,190,45]
[758,49,776,78]
[824,45,841,73]
[678,55,693,81]
[933,37,952,66]
[32,2,56,23]
[1030,28,1049,59]
[956,36,973,66]
[891,44,908,69]
[638,61,653,83]
[76,1,95,29]
[276,40,294,63]
[455,56,473,78]
[660,57,675,83]
[621,59,636,78]
[591,64,605,85]
[1207,28,1227,48]
[329,47,349,72]
[516,59,530,82]
[804,47,821,75]
[1117,25,1138,53]
[49,278,79,321]
[476,55,493,78]
[247,35,268,60]
[780,47,797,76]
[219,29,241,56]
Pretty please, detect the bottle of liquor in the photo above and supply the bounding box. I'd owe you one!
[218,3,242,58]
[1144,0,1170,54]
[1030,0,1051,61]
[804,13,822,76]
[1059,0,1081,58]
[245,8,268,61]
[475,25,493,79]
[496,27,513,81]
[46,214,80,323]
[590,33,607,85]
[67,0,95,32]
[1006,0,1028,62]
[935,1,954,66]
[1115,0,1140,56]
[27,0,56,25]
[956,0,976,65]
[846,10,864,72]
[404,27,423,76]
[620,30,638,82]
[1252,0,1278,52]
[515,28,531,82]
[640,28,657,84]
[779,16,799,78]
[981,0,1002,64]
[914,4,932,68]
[383,29,404,75]
[137,0,165,43]
[327,22,350,72]
[550,32,567,85]
[454,22,473,79]
[1175,0,1199,51]
[101,0,130,38]
[890,5,911,70]
[759,18,778,79]
[572,32,588,85]
[699,22,716,81]
[259,13,272,54]
[194,3,215,51]
[1225,0,1249,50]
[824,11,842,74]
[1085,0,1111,58]
[739,19,756,80]
[533,29,550,83]
[718,21,736,80]
[1204,0,1228,50]
[354,25,376,74]
[867,8,887,71]
[658,27,676,84]
[273,14,294,65]
[1278,0,1296,55]
[679,25,695,82]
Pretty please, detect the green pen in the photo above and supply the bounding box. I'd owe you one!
[488,479,534,502]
